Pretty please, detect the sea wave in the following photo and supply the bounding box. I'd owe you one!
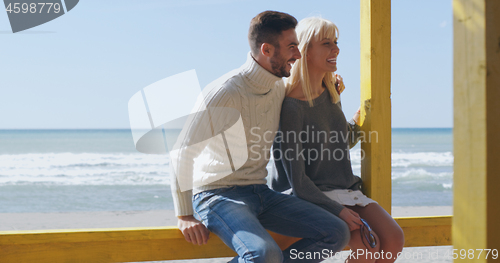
[0,153,170,185]
[1,151,454,186]
[349,150,453,168]
[391,168,453,191]
[392,168,452,180]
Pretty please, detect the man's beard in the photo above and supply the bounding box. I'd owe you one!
[270,48,290,78]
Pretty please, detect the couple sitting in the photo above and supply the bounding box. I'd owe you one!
[170,10,404,263]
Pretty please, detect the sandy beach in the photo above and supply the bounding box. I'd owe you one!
[0,206,452,231]
[0,206,453,262]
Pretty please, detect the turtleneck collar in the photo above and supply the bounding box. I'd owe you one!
[239,52,283,95]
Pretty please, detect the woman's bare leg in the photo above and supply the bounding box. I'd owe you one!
[345,224,381,263]
[348,203,405,263]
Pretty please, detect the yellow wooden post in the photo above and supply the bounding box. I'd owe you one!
[453,0,500,262]
[360,0,392,213]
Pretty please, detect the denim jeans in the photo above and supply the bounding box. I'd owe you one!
[193,184,350,263]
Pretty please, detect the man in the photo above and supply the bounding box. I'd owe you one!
[171,11,349,263]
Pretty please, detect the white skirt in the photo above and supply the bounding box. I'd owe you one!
[322,189,377,207]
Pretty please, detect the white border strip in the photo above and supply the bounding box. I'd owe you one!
[60,0,68,13]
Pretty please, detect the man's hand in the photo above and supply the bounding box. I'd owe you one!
[334,74,345,95]
[178,215,210,245]
[339,207,362,231]
[353,107,361,125]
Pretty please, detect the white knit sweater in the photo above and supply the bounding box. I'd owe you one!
[171,53,286,216]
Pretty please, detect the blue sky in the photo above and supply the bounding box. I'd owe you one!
[0,0,452,129]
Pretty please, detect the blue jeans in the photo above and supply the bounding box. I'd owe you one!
[193,184,350,263]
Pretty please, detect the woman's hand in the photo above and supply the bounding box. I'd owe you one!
[334,74,345,94]
[339,207,362,231]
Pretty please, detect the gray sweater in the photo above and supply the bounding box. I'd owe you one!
[272,89,362,216]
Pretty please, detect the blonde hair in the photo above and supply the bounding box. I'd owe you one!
[287,17,340,106]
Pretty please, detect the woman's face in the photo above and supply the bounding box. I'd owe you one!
[306,37,340,74]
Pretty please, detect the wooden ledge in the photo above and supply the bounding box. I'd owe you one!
[0,216,452,263]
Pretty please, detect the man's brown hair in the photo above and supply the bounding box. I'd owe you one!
[248,11,298,56]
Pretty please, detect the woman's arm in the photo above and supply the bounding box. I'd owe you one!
[334,75,362,149]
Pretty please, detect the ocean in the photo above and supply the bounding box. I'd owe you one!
[0,129,453,213]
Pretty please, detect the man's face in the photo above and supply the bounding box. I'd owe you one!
[270,28,301,78]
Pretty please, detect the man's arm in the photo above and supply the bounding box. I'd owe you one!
[170,80,240,245]
[171,162,210,245]
[170,140,209,245]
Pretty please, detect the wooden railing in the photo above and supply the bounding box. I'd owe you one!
[0,216,451,263]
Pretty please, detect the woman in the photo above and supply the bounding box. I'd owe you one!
[272,17,404,263]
